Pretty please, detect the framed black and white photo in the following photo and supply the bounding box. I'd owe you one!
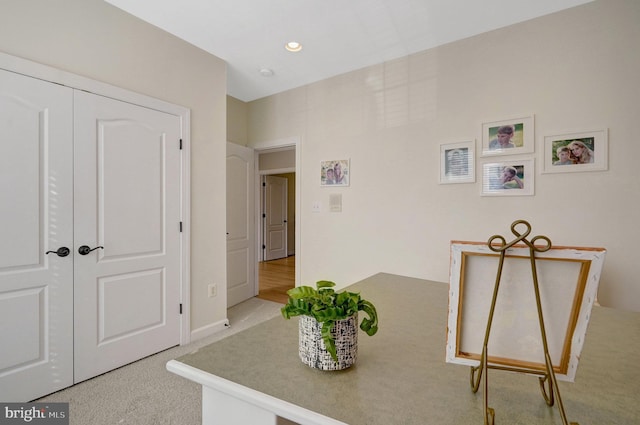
[320,159,350,186]
[481,158,534,196]
[481,115,534,157]
[439,141,475,184]
[543,129,608,173]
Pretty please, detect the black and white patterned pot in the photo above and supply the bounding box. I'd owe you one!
[298,313,358,371]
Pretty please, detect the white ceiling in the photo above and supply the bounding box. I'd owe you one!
[105,0,593,102]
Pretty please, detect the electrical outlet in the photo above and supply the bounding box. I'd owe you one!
[208,284,217,298]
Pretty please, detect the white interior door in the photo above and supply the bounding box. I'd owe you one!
[0,69,74,401]
[264,175,287,261]
[226,143,256,307]
[73,91,182,382]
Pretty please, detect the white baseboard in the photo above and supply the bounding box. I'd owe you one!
[190,318,231,342]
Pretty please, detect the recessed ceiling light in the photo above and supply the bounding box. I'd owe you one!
[259,68,274,77]
[285,41,302,52]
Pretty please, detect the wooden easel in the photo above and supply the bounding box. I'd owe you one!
[469,220,578,425]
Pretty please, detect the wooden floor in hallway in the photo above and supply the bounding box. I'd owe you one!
[257,255,295,304]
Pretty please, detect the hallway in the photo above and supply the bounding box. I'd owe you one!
[257,255,295,304]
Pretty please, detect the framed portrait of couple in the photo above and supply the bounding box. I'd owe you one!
[320,159,350,187]
[439,141,475,184]
[481,115,534,157]
[542,129,608,174]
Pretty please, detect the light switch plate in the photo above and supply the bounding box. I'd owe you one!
[329,194,342,212]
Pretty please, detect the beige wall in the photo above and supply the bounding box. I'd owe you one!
[0,0,229,334]
[227,96,249,145]
[259,149,296,171]
[248,0,640,312]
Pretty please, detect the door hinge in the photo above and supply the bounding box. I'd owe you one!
[262,244,266,250]
[179,222,183,232]
[179,139,183,150]
[262,181,266,187]
[179,303,183,314]
[262,213,266,218]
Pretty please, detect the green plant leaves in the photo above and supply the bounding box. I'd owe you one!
[358,300,379,336]
[316,280,336,290]
[321,320,337,361]
[281,280,379,361]
[286,285,320,300]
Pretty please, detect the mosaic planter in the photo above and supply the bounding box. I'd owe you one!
[298,313,358,371]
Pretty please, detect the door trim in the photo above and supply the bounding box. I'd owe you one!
[251,138,301,288]
[0,51,192,345]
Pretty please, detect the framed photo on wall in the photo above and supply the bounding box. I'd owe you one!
[481,158,534,196]
[439,141,475,184]
[321,159,350,186]
[543,129,608,173]
[481,115,534,157]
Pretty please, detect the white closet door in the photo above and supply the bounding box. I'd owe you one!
[0,69,74,401]
[73,91,182,382]
[264,175,287,261]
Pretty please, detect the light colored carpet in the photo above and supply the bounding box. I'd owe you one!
[37,297,284,425]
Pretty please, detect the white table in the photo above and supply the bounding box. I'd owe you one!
[167,273,640,424]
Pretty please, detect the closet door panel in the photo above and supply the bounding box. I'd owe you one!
[101,123,163,257]
[0,69,74,401]
[73,91,182,382]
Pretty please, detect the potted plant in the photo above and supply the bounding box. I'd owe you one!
[281,280,379,370]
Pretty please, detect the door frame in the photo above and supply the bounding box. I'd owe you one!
[0,52,192,345]
[252,138,301,288]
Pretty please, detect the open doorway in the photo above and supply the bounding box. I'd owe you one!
[257,255,295,304]
[256,148,296,304]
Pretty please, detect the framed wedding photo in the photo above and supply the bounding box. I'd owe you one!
[481,158,534,196]
[543,129,608,174]
[320,159,350,186]
[439,141,475,184]
[481,115,534,157]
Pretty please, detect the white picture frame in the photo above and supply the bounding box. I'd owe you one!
[481,158,534,196]
[481,115,534,157]
[439,141,475,184]
[542,129,608,173]
[320,159,350,187]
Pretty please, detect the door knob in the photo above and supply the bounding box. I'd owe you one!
[45,247,70,257]
[78,245,104,255]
